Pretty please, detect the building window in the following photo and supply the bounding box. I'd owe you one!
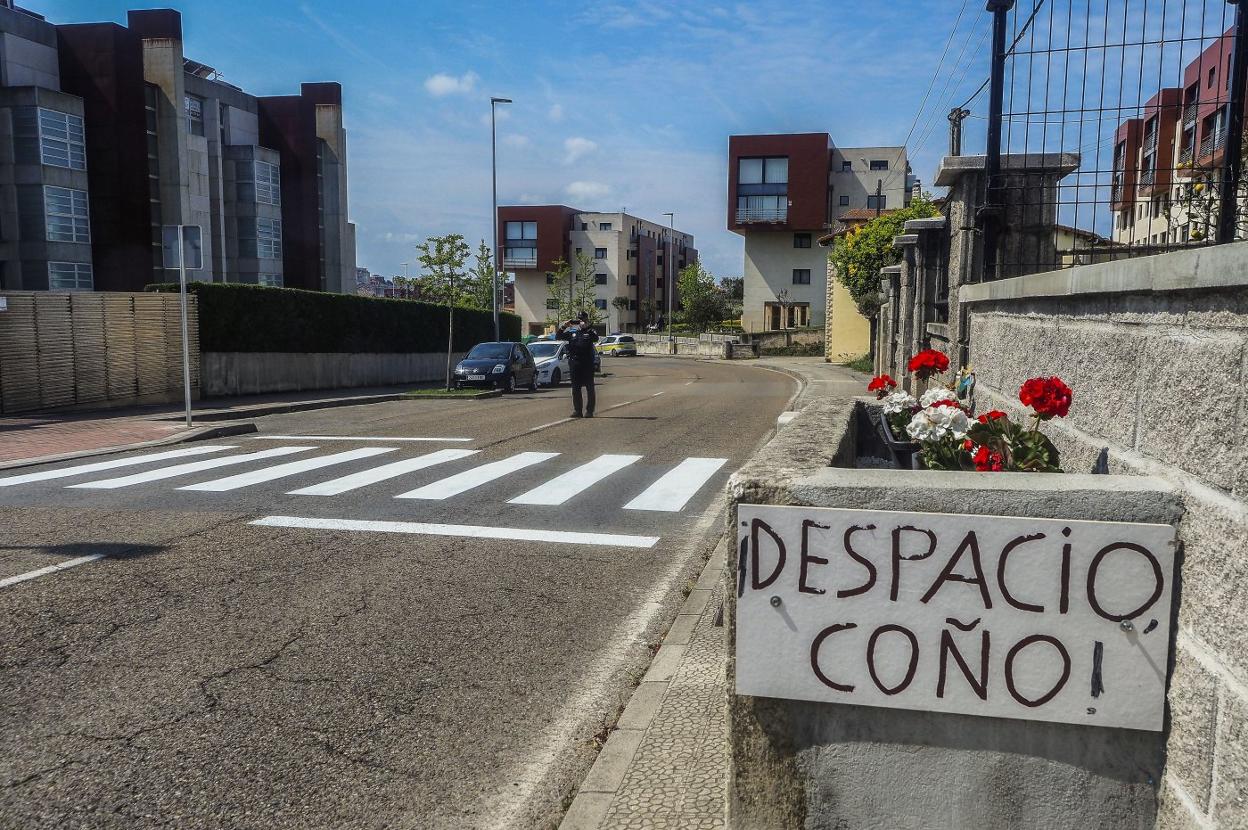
[581,223,588,231]
[737,156,788,222]
[504,221,538,268]
[867,194,888,211]
[594,247,607,259]
[839,195,850,206]
[48,261,93,290]
[38,109,86,170]
[257,273,282,287]
[185,94,205,137]
[255,160,281,205]
[840,160,852,172]
[257,217,282,259]
[595,273,608,285]
[599,222,612,231]
[45,186,90,243]
[545,274,555,284]
[594,299,608,310]
[629,299,638,310]
[793,233,811,248]
[546,298,560,309]
[869,159,889,171]
[792,268,811,285]
[626,274,637,286]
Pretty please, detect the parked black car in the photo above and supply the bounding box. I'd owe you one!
[454,342,538,392]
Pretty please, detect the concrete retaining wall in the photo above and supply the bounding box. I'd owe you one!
[632,333,737,358]
[201,351,465,397]
[957,247,1248,828]
[726,397,1183,830]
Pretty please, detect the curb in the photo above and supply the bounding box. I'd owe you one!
[0,421,257,473]
[153,393,411,422]
[559,536,727,830]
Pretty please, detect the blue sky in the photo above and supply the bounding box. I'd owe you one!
[37,0,994,279]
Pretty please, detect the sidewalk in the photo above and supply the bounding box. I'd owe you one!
[0,385,415,469]
[561,356,863,830]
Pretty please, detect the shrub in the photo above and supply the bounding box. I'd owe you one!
[146,282,521,353]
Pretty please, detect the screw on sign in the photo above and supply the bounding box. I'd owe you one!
[735,505,1177,731]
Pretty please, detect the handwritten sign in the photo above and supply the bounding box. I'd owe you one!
[736,505,1176,731]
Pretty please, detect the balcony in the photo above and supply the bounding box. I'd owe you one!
[503,254,538,269]
[1138,168,1155,188]
[1183,102,1198,126]
[1200,129,1226,160]
[736,208,788,224]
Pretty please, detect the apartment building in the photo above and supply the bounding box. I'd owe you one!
[497,205,696,336]
[727,133,913,334]
[1111,28,1241,248]
[0,4,355,293]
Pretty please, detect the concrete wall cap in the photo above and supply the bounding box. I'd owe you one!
[792,467,1178,497]
[958,238,1248,303]
[904,217,949,231]
[935,152,1081,186]
[880,265,903,275]
[893,234,919,248]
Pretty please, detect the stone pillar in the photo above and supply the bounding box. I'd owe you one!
[907,217,951,361]
[934,153,1079,367]
[882,264,905,389]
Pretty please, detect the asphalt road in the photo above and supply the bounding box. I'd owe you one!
[0,357,795,830]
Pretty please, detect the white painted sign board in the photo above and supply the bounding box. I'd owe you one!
[736,505,1177,731]
[0,297,6,312]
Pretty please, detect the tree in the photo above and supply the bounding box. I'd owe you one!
[417,233,471,389]
[829,196,941,317]
[464,239,498,311]
[611,296,631,316]
[544,250,605,328]
[676,261,729,333]
[639,297,660,328]
[1168,128,1248,243]
[416,234,471,306]
[720,276,744,301]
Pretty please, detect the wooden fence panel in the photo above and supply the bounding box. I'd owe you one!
[0,291,200,415]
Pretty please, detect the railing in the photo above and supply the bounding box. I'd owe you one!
[502,255,537,269]
[735,208,788,224]
[978,0,1246,279]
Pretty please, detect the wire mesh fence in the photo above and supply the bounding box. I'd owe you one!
[978,0,1247,279]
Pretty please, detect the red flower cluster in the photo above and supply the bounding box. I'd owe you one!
[1018,376,1073,420]
[907,349,950,380]
[977,410,1008,424]
[867,374,897,396]
[973,446,1005,472]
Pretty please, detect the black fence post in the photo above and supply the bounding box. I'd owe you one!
[980,0,1015,281]
[1218,0,1248,244]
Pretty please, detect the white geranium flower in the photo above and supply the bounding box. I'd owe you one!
[907,402,970,442]
[882,391,918,415]
[920,387,956,408]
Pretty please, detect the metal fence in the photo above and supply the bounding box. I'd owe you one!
[978,0,1246,278]
[0,292,198,414]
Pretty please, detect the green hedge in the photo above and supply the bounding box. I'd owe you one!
[147,282,521,354]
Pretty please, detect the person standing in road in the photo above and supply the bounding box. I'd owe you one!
[557,311,599,418]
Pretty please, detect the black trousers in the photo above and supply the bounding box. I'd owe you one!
[570,364,596,415]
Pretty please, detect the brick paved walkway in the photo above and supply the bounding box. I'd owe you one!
[0,415,185,464]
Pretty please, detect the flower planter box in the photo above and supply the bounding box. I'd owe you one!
[875,410,922,469]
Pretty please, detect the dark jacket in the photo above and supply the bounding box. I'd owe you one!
[557,322,599,368]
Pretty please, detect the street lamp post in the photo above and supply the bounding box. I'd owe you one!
[662,211,674,354]
[490,96,512,340]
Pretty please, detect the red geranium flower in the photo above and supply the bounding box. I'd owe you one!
[972,445,1005,472]
[867,374,897,396]
[977,410,1008,424]
[929,399,961,410]
[907,349,950,380]
[1019,376,1073,420]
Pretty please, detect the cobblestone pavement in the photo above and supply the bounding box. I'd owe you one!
[0,415,185,463]
[561,544,728,830]
[600,578,727,830]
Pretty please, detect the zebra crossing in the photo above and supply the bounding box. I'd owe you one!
[0,443,730,514]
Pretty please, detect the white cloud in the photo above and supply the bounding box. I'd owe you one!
[424,71,480,97]
[548,103,564,122]
[565,181,611,203]
[503,134,531,148]
[563,136,598,164]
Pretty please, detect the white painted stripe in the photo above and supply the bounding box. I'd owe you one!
[0,554,106,589]
[287,449,480,496]
[0,445,235,488]
[623,457,729,512]
[250,515,659,549]
[526,418,572,433]
[509,454,642,506]
[179,447,394,492]
[397,452,559,500]
[250,435,472,443]
[68,447,313,490]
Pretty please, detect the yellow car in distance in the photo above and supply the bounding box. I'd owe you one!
[598,334,638,356]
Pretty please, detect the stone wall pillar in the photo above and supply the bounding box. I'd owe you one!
[882,264,905,389]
